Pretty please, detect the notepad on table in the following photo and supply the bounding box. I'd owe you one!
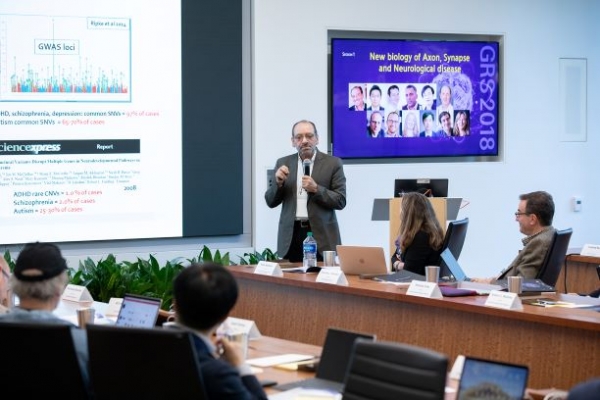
[247,353,316,368]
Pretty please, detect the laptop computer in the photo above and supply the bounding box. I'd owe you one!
[456,356,529,400]
[440,248,472,282]
[115,293,162,328]
[440,248,555,293]
[273,327,376,393]
[336,245,389,276]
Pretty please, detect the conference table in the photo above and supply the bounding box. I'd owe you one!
[557,249,600,294]
[228,265,600,390]
[252,335,467,399]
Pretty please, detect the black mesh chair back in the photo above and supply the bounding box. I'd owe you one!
[536,228,573,287]
[0,321,90,399]
[87,324,206,400]
[342,338,448,400]
[439,217,469,279]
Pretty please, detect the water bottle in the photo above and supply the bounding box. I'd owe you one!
[303,231,318,268]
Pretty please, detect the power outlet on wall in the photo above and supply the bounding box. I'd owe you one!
[572,196,582,212]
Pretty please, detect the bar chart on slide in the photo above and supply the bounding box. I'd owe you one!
[0,13,131,102]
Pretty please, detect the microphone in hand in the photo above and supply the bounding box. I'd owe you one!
[303,159,311,176]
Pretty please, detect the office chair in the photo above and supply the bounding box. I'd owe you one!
[0,321,90,398]
[535,228,573,287]
[87,324,206,400]
[342,338,448,400]
[439,217,469,279]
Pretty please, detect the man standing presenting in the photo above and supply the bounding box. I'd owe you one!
[265,120,347,262]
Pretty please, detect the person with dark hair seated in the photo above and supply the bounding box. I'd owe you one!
[170,262,267,400]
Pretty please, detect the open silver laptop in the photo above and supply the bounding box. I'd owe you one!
[115,293,162,328]
[336,245,389,276]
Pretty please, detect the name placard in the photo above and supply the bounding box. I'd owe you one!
[223,317,262,339]
[254,261,283,277]
[484,290,523,310]
[449,354,466,380]
[61,284,94,303]
[406,281,443,299]
[580,244,600,257]
[105,297,124,318]
[316,268,348,286]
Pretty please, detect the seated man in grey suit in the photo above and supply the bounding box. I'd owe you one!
[472,191,556,283]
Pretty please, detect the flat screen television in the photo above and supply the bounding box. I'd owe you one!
[394,179,448,198]
[330,37,500,160]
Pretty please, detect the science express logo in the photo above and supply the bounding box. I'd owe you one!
[0,142,61,154]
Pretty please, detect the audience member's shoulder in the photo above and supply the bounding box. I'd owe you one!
[568,377,600,400]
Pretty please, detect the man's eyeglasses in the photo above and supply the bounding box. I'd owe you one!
[293,133,316,142]
[514,212,530,217]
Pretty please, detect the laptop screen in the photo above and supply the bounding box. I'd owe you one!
[457,356,529,400]
[440,248,469,282]
[115,294,162,328]
[394,178,448,198]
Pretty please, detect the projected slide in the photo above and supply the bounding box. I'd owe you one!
[0,14,131,102]
[0,1,182,245]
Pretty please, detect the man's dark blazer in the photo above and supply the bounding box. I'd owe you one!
[265,151,346,258]
[191,335,267,400]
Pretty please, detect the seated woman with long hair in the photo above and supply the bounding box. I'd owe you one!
[391,192,444,276]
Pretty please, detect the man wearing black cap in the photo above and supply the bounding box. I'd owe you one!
[0,242,90,389]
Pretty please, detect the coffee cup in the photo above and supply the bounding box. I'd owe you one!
[76,307,95,328]
[323,251,336,267]
[425,266,440,283]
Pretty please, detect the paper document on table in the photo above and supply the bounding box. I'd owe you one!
[268,387,341,400]
[457,281,503,292]
[247,354,316,368]
[521,298,594,308]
